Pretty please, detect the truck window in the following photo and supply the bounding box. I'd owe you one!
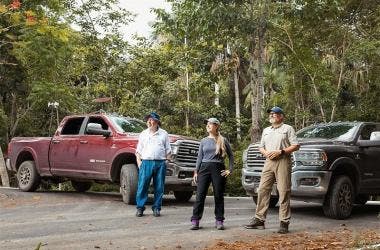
[360,125,379,140]
[109,116,146,133]
[297,123,357,141]
[61,117,85,135]
[85,117,109,134]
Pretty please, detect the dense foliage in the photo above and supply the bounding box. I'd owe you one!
[1,0,379,194]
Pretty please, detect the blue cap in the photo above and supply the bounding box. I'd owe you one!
[144,112,161,122]
[267,106,284,114]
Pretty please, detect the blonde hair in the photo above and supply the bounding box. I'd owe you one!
[215,130,227,157]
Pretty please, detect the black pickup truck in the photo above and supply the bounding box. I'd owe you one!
[242,122,380,219]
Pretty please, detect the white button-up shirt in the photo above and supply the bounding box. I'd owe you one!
[136,128,171,160]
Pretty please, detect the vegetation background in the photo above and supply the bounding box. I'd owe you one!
[1,0,379,195]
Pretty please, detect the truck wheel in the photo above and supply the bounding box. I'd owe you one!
[323,175,354,219]
[17,160,41,192]
[174,191,193,202]
[71,181,92,192]
[252,196,279,208]
[120,164,138,205]
[354,194,369,205]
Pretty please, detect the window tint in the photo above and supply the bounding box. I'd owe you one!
[61,117,85,135]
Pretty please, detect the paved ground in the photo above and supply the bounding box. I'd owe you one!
[0,187,379,249]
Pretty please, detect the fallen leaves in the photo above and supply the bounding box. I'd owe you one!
[205,229,380,250]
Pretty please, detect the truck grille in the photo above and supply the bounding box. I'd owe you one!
[246,144,295,172]
[246,145,266,172]
[175,140,200,168]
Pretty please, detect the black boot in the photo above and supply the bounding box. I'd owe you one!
[244,217,265,229]
[136,208,143,217]
[277,221,289,234]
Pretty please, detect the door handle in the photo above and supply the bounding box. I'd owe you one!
[52,140,60,144]
[80,140,88,144]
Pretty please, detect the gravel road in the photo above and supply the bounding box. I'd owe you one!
[0,187,379,249]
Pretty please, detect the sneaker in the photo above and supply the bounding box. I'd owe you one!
[277,221,289,234]
[215,220,224,230]
[136,208,143,217]
[153,209,160,217]
[244,217,265,229]
[190,219,199,230]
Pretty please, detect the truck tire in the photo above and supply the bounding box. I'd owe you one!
[174,191,193,202]
[17,160,41,192]
[323,175,354,219]
[120,164,138,205]
[71,181,92,192]
[252,196,279,208]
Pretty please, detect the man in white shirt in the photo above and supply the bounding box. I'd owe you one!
[135,112,171,217]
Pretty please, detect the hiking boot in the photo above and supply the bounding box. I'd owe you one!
[136,208,143,217]
[244,217,265,229]
[190,219,200,230]
[277,221,289,234]
[153,209,160,217]
[215,220,224,230]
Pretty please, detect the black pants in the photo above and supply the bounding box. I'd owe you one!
[191,162,226,221]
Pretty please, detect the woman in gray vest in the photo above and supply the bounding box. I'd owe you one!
[190,118,234,230]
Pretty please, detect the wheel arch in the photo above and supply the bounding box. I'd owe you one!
[110,152,137,183]
[329,157,360,195]
[15,148,37,172]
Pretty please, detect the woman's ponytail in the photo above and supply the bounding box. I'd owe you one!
[215,132,226,157]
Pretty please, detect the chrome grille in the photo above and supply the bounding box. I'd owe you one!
[246,144,295,172]
[246,144,265,172]
[175,140,200,168]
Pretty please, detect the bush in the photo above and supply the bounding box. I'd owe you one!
[225,140,251,197]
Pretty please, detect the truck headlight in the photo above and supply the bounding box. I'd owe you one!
[293,149,327,167]
[170,143,179,155]
[242,149,248,164]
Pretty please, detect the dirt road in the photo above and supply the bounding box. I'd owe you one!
[1,187,379,249]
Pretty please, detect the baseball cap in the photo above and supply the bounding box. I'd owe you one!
[266,106,284,114]
[144,112,161,123]
[204,117,220,125]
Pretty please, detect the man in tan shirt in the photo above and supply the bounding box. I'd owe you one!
[245,106,300,234]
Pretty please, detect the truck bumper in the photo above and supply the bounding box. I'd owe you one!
[5,158,13,172]
[242,168,331,204]
[291,170,332,199]
[165,162,196,191]
[241,168,275,196]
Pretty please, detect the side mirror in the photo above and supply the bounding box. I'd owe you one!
[86,123,111,137]
[357,133,380,147]
[370,131,380,141]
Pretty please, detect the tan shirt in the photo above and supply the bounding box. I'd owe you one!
[259,123,299,151]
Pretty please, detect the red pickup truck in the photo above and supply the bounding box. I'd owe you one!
[6,113,200,204]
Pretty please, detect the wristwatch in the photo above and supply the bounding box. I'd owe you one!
[281,149,285,155]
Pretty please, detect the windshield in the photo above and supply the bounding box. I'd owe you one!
[109,116,146,133]
[297,123,358,141]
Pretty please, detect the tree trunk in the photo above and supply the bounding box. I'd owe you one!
[249,0,268,143]
[249,35,260,143]
[234,69,241,141]
[330,61,345,122]
[214,80,220,106]
[0,148,10,187]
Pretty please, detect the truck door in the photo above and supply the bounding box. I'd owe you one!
[77,116,116,180]
[357,124,380,190]
[49,117,85,177]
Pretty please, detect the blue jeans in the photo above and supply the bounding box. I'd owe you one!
[136,160,166,211]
